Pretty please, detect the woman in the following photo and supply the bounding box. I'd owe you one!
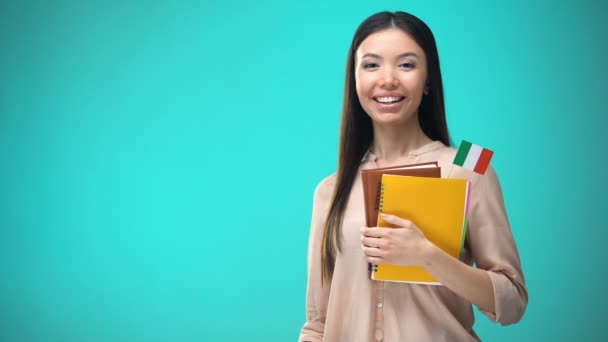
[299,11,528,342]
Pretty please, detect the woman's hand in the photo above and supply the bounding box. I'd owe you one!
[361,213,433,267]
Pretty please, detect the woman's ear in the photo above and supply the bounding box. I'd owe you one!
[423,79,430,95]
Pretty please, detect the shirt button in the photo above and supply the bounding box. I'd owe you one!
[377,303,383,308]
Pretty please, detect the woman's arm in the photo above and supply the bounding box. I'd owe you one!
[423,237,495,312]
[462,164,528,324]
[299,176,335,342]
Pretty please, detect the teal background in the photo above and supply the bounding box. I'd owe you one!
[1,0,606,341]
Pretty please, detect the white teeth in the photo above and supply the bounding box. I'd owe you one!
[375,96,403,103]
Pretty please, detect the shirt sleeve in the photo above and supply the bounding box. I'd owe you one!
[467,164,528,325]
[299,176,335,342]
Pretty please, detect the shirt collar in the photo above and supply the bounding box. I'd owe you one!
[361,140,446,163]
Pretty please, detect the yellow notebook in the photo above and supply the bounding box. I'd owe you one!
[372,174,470,285]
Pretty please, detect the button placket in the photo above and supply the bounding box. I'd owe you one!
[375,281,384,341]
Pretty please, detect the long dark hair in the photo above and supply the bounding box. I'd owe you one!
[321,11,451,283]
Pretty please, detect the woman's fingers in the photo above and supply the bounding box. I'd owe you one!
[362,245,384,258]
[366,256,383,264]
[361,236,383,248]
[361,226,388,237]
[380,213,413,228]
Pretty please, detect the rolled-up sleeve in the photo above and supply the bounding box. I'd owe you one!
[467,164,528,325]
[299,176,335,342]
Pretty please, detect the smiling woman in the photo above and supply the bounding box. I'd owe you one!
[299,11,528,342]
[356,29,429,128]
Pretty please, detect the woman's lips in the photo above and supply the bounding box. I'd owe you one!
[373,97,405,112]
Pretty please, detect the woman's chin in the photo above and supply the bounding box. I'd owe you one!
[371,114,410,126]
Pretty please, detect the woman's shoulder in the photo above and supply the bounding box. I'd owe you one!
[314,173,337,198]
[415,141,456,160]
[432,144,459,171]
[438,144,458,158]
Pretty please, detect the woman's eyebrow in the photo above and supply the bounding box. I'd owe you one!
[361,52,419,59]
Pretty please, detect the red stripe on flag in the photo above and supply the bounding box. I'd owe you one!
[474,148,494,174]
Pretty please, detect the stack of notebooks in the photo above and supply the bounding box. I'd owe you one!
[361,162,470,285]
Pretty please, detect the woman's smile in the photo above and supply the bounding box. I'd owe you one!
[373,94,406,112]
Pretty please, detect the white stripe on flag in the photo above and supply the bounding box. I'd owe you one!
[463,144,483,170]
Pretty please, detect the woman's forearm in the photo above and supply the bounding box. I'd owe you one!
[422,241,495,313]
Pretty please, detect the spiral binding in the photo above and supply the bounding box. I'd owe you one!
[378,182,385,212]
[374,181,382,210]
[375,182,384,211]
[370,182,385,273]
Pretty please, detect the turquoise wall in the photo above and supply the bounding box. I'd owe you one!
[1,1,606,341]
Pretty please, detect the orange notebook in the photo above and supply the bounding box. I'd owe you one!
[371,174,470,285]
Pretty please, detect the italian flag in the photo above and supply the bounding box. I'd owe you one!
[453,140,494,175]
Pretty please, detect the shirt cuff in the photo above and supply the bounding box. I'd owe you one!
[479,270,527,325]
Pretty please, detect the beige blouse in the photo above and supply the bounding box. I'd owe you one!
[299,141,528,342]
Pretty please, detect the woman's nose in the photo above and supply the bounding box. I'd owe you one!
[380,69,398,88]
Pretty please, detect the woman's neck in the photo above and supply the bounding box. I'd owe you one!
[370,118,433,165]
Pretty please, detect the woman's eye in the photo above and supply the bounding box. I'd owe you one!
[363,63,379,69]
[400,62,416,69]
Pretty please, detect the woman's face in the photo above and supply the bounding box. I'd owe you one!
[355,28,428,127]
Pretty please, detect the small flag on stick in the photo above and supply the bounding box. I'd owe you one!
[453,140,494,175]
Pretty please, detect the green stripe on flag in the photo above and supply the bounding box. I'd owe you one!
[453,140,472,166]
[461,218,468,251]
